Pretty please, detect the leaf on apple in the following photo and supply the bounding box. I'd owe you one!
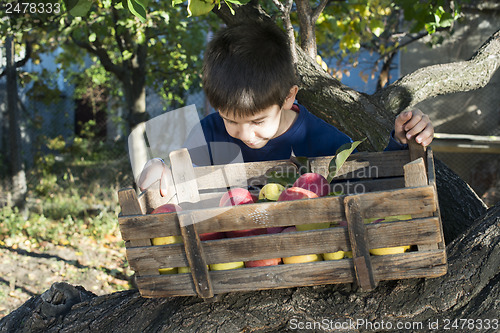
[327,138,366,183]
[187,0,216,17]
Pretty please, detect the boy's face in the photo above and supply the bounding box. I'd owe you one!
[219,105,283,149]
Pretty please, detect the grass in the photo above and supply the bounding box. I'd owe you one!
[0,134,136,312]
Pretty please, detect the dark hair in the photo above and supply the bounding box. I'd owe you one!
[202,21,296,117]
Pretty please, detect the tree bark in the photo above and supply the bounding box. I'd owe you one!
[5,35,27,209]
[1,200,497,333]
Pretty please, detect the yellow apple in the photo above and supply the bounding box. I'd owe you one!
[209,261,245,271]
[158,267,178,274]
[177,266,191,274]
[344,251,352,258]
[323,251,345,260]
[178,265,209,274]
[258,183,285,201]
[151,235,183,245]
[282,254,322,264]
[370,245,411,256]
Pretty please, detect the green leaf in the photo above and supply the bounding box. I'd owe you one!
[123,0,147,22]
[172,0,184,5]
[187,0,215,17]
[65,0,93,17]
[327,138,366,183]
[369,19,384,37]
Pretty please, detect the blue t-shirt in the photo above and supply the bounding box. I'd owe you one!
[184,103,405,166]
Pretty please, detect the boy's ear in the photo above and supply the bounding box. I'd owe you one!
[283,85,299,110]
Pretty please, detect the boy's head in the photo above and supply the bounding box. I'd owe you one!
[202,21,297,118]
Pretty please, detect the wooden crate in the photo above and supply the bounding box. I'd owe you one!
[118,142,447,298]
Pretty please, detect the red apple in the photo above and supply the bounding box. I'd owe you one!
[151,203,182,214]
[245,257,282,268]
[267,226,286,234]
[225,228,267,238]
[199,232,226,241]
[219,188,255,207]
[293,173,330,197]
[277,187,318,201]
[221,188,264,237]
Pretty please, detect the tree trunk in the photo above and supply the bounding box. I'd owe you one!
[5,35,27,209]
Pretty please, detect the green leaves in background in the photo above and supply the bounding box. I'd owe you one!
[64,0,93,17]
[327,138,366,183]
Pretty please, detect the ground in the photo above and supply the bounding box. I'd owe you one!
[0,232,133,318]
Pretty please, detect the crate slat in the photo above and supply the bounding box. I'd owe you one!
[345,196,376,290]
[119,185,436,241]
[135,249,446,297]
[170,148,214,299]
[126,217,442,272]
[310,150,411,179]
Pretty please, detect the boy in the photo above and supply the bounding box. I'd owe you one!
[138,21,434,195]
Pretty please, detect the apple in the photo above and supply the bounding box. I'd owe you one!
[245,258,282,268]
[225,228,267,238]
[151,203,182,214]
[199,232,226,241]
[278,187,318,201]
[281,226,323,264]
[293,173,330,197]
[177,266,191,274]
[370,246,410,256]
[258,183,285,201]
[209,261,245,271]
[267,226,286,234]
[158,267,178,275]
[282,254,322,264]
[177,265,209,274]
[343,251,353,258]
[151,235,183,245]
[219,188,255,207]
[323,251,345,260]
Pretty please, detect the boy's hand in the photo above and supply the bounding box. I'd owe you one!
[137,158,173,197]
[394,108,434,147]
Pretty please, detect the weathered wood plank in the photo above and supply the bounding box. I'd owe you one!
[404,156,438,252]
[345,196,377,290]
[135,249,447,297]
[126,217,442,271]
[193,160,298,190]
[309,150,411,179]
[119,185,437,241]
[170,148,213,299]
[117,188,155,274]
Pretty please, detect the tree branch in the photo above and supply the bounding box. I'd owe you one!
[311,0,329,24]
[0,40,32,78]
[70,35,126,82]
[374,28,500,114]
